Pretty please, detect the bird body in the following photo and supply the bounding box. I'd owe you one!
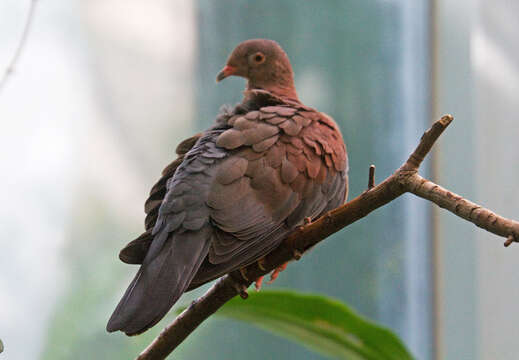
[107,40,348,335]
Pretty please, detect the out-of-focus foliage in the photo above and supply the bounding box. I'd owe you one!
[190,290,414,360]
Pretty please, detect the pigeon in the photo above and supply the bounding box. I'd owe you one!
[107,39,348,336]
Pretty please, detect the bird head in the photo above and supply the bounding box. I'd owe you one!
[216,39,298,101]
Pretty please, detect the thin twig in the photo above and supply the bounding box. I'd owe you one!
[0,0,38,94]
[404,174,519,240]
[137,114,519,359]
[368,165,376,189]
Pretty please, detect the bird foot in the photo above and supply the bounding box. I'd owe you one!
[299,217,312,230]
[233,282,249,299]
[255,276,265,291]
[267,262,288,284]
[254,257,267,291]
[254,262,289,291]
[257,257,267,271]
[239,267,249,281]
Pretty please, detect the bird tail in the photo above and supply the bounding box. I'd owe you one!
[118,230,152,264]
[106,227,212,335]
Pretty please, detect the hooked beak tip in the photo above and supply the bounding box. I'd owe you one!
[216,72,226,83]
[216,65,236,83]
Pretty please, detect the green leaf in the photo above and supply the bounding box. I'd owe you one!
[208,290,413,360]
[0,338,3,353]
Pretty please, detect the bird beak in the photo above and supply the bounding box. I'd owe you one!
[216,65,236,82]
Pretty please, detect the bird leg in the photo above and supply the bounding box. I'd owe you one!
[292,249,303,260]
[256,257,267,271]
[254,257,267,291]
[239,267,249,281]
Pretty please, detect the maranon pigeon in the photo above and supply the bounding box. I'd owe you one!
[107,39,348,335]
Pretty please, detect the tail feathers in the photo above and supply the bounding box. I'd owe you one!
[187,226,289,291]
[118,231,152,264]
[107,227,212,335]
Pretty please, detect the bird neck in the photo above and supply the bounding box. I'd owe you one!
[246,59,299,102]
[246,80,299,103]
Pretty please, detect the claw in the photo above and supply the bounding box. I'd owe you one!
[239,267,249,281]
[255,276,264,291]
[257,257,267,271]
[293,249,302,260]
[231,280,249,299]
[267,262,288,284]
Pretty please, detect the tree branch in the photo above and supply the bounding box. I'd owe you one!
[136,114,519,359]
[405,173,519,242]
[0,0,38,94]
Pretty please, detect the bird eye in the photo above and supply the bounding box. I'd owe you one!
[250,52,265,65]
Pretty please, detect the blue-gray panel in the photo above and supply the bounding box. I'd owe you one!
[182,1,432,359]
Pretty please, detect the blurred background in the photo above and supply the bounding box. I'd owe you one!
[0,0,518,359]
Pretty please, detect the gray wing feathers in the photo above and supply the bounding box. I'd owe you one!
[108,95,349,335]
[106,227,212,335]
[107,130,227,335]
